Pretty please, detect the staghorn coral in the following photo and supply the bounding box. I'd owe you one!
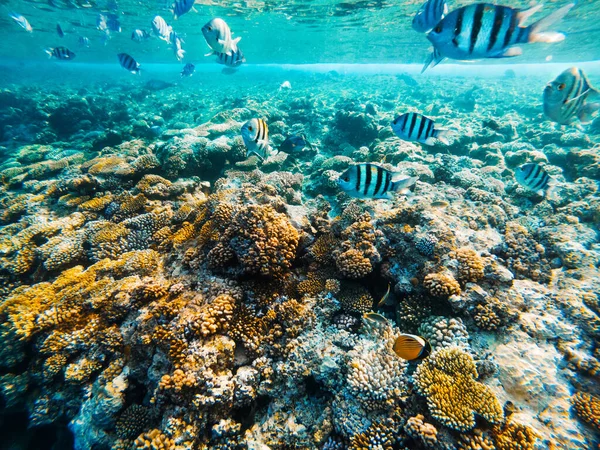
[413,347,503,431]
[452,248,486,283]
[572,392,600,431]
[423,272,461,297]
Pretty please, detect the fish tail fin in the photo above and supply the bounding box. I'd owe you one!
[578,102,600,123]
[525,3,574,44]
[391,174,418,194]
[434,128,452,145]
[233,36,241,45]
[44,48,53,58]
[177,49,185,60]
[421,48,445,73]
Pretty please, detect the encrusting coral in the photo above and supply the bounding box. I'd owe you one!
[413,347,504,431]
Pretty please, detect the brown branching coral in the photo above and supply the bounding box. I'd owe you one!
[492,420,540,450]
[498,222,551,283]
[452,248,486,283]
[133,429,175,450]
[336,248,373,279]
[405,415,438,448]
[572,392,600,431]
[414,347,504,431]
[349,419,396,450]
[218,204,299,277]
[334,213,382,279]
[423,272,461,297]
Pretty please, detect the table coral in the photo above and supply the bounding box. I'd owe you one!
[413,347,503,431]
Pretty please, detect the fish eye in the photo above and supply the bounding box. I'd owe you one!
[248,126,253,131]
[557,83,566,91]
[434,25,442,33]
[208,26,212,31]
[393,119,397,125]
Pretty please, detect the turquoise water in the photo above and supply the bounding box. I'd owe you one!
[1,1,600,450]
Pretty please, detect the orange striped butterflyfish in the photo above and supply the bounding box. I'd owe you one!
[392,334,431,361]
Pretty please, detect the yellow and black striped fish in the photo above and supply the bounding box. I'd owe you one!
[241,118,275,161]
[337,163,417,200]
[392,334,431,361]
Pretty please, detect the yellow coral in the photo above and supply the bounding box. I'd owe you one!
[493,420,540,450]
[423,272,461,297]
[133,428,175,450]
[79,195,114,212]
[405,414,438,448]
[452,248,486,282]
[572,391,600,430]
[336,248,372,278]
[414,347,504,431]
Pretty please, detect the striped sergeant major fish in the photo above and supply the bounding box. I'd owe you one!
[45,47,76,60]
[337,163,417,200]
[202,18,240,56]
[181,63,195,77]
[117,53,141,74]
[241,118,276,161]
[543,67,600,125]
[391,112,450,145]
[78,36,90,47]
[131,29,150,42]
[152,15,172,42]
[514,163,553,196]
[215,48,245,67]
[171,0,195,19]
[169,31,185,61]
[9,13,33,32]
[412,0,448,33]
[422,3,574,72]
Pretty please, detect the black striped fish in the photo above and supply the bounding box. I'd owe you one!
[392,112,450,145]
[412,0,448,33]
[117,53,141,74]
[131,29,150,42]
[45,47,76,60]
[181,63,195,77]
[423,3,574,72]
[393,334,431,361]
[543,67,600,125]
[216,48,245,67]
[202,18,240,56]
[514,163,552,195]
[78,36,90,47]
[241,118,275,161]
[172,0,195,19]
[337,163,417,200]
[152,15,172,42]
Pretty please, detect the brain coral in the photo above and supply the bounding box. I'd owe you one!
[413,347,503,431]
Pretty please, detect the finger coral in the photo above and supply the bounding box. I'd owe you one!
[451,248,486,283]
[405,414,438,448]
[413,347,504,431]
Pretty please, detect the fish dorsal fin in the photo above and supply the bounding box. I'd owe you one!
[516,4,543,27]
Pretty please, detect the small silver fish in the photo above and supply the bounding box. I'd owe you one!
[337,163,417,200]
[78,36,90,47]
[543,67,600,125]
[9,13,33,32]
[131,29,150,42]
[377,284,391,307]
[169,31,185,61]
[363,312,389,325]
